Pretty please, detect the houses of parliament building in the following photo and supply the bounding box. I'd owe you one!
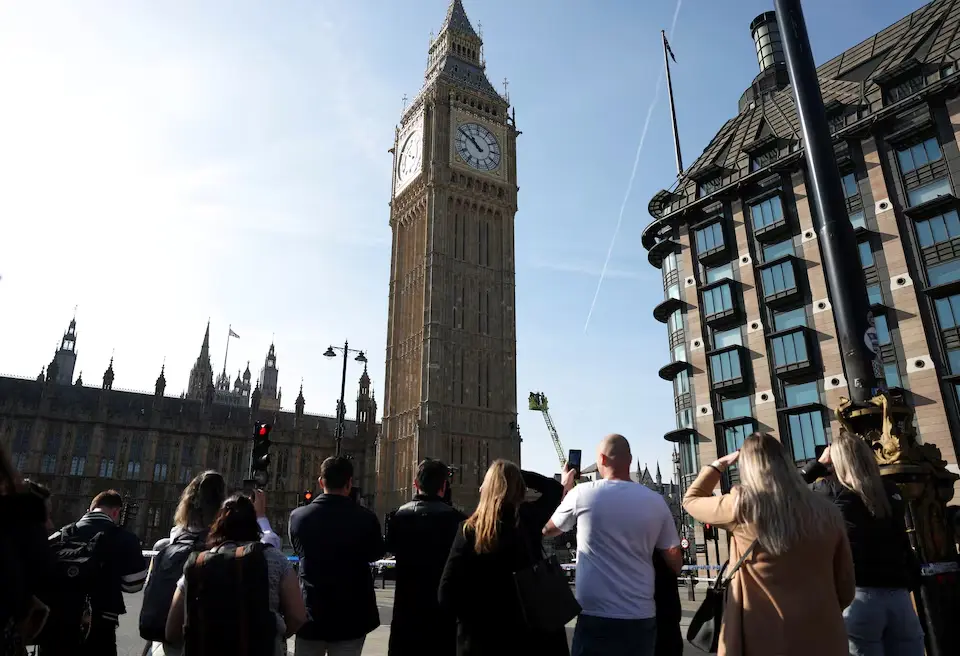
[0,317,379,547]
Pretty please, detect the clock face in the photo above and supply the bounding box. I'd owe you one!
[455,122,501,171]
[397,130,423,184]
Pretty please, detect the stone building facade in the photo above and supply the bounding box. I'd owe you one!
[0,319,379,547]
[378,0,521,517]
[644,1,960,569]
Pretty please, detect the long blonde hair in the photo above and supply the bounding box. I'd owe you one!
[735,433,842,556]
[464,459,526,554]
[831,431,891,519]
[173,470,226,529]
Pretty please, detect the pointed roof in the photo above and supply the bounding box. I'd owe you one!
[360,363,371,386]
[440,0,478,39]
[201,320,211,355]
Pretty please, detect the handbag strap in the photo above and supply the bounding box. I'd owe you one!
[720,539,758,586]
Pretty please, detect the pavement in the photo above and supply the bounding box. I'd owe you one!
[114,583,709,656]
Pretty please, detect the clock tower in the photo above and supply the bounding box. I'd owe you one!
[378,0,520,516]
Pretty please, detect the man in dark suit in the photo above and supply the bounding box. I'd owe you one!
[386,459,465,656]
[289,457,385,656]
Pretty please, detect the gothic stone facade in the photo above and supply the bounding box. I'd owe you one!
[377,0,521,516]
[0,374,378,547]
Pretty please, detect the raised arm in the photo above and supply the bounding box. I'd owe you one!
[522,469,564,528]
[682,465,738,530]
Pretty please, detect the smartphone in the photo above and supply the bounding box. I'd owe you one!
[242,479,258,502]
[568,449,582,478]
[814,445,827,461]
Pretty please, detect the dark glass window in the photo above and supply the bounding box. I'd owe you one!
[884,363,902,388]
[703,283,734,316]
[750,196,784,231]
[841,172,859,198]
[724,423,753,455]
[788,410,828,461]
[674,370,690,396]
[784,380,819,406]
[897,138,943,174]
[915,210,960,248]
[763,240,794,262]
[858,241,875,268]
[886,74,925,104]
[908,178,951,207]
[698,177,723,198]
[761,261,797,296]
[721,396,751,419]
[713,326,743,349]
[773,307,807,331]
[668,309,683,333]
[680,437,699,474]
[849,211,867,230]
[705,263,734,284]
[710,349,742,384]
[750,149,779,172]
[772,331,809,368]
[695,222,724,252]
[928,260,960,286]
[867,284,883,305]
[874,314,891,346]
[935,294,960,328]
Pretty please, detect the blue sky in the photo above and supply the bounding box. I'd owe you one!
[0,0,928,480]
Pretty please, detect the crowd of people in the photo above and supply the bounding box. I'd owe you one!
[0,427,934,656]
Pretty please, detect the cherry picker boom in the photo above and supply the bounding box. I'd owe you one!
[528,391,566,467]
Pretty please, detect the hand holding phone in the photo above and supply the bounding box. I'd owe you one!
[567,449,582,479]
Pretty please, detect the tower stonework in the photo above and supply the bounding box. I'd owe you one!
[377,0,520,517]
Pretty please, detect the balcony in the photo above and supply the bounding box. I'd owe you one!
[700,280,740,327]
[653,296,684,323]
[768,326,816,379]
[659,360,692,381]
[707,345,750,394]
[663,427,696,443]
[757,255,803,308]
[648,238,679,268]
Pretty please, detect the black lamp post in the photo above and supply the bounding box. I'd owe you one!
[323,341,367,456]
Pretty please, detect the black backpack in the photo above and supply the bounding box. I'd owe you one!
[36,523,115,651]
[139,529,208,642]
[182,542,276,656]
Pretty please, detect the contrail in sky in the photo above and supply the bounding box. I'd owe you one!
[583,0,684,334]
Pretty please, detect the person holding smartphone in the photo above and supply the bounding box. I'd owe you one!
[543,434,682,656]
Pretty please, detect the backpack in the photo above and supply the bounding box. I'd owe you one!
[182,542,276,656]
[36,523,115,651]
[139,529,208,642]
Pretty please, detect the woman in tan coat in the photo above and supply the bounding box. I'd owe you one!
[683,432,855,656]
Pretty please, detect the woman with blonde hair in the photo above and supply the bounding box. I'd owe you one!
[439,459,568,656]
[683,432,855,655]
[801,432,925,655]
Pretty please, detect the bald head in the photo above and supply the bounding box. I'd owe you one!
[597,434,632,480]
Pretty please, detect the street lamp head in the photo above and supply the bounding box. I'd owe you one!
[323,347,337,359]
[355,351,368,363]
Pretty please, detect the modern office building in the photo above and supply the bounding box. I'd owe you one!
[644,1,960,565]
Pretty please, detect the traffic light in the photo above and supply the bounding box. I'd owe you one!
[703,523,715,540]
[301,490,313,507]
[250,422,272,486]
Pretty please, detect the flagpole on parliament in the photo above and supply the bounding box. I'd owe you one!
[662,30,683,177]
[224,325,233,378]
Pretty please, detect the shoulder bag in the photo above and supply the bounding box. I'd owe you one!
[512,526,581,631]
[686,538,758,653]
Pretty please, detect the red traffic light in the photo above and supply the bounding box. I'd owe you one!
[259,426,268,436]
[304,491,313,501]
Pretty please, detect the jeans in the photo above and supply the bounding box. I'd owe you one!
[571,615,657,656]
[294,636,365,656]
[843,587,925,656]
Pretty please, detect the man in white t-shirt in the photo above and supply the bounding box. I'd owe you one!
[544,434,682,656]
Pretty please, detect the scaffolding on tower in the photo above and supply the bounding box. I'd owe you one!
[528,392,566,467]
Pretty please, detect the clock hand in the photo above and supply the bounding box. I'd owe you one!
[459,128,484,153]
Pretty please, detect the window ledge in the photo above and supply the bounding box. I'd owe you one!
[903,193,958,220]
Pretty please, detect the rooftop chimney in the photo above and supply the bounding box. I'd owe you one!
[750,12,786,73]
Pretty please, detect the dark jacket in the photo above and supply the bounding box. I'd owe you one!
[0,493,52,638]
[653,550,683,656]
[50,511,147,623]
[288,493,385,642]
[801,461,916,589]
[385,494,465,656]
[438,470,569,656]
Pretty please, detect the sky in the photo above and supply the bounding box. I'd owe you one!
[0,0,930,481]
